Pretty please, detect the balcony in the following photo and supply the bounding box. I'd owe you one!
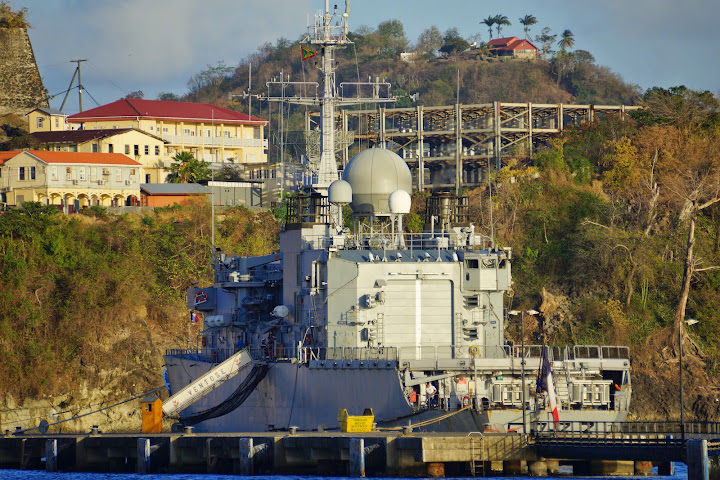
[161,135,268,149]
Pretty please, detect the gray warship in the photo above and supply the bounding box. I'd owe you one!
[162,1,631,433]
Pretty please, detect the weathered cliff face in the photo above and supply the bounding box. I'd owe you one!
[0,26,48,117]
[0,306,186,435]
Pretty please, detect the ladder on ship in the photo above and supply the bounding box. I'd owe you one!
[470,435,485,477]
[162,348,254,417]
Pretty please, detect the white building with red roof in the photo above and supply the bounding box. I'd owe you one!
[0,150,142,212]
[486,37,539,59]
[67,99,268,178]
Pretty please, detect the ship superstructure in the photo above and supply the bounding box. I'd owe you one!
[162,1,631,433]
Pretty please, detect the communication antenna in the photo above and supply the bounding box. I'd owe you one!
[60,59,87,113]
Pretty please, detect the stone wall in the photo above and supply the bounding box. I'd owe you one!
[0,26,48,117]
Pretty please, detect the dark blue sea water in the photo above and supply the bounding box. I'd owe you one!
[0,463,690,480]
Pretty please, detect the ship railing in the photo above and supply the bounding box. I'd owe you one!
[298,346,398,363]
[166,346,300,364]
[397,345,511,369]
[509,345,631,362]
[299,231,494,252]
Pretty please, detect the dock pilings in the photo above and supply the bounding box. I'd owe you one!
[1,430,720,477]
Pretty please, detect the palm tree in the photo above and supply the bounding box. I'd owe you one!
[519,15,537,40]
[494,15,511,38]
[167,151,211,183]
[475,42,491,60]
[481,16,495,39]
[558,29,575,51]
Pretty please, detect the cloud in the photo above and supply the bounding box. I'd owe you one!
[24,0,313,102]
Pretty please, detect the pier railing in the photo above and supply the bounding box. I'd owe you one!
[527,420,720,439]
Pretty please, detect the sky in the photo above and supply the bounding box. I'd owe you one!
[10,0,720,115]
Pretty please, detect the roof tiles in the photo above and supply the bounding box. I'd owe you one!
[68,99,267,125]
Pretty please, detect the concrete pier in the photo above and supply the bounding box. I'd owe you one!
[0,429,718,476]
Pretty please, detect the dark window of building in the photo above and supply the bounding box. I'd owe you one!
[134,145,139,155]
[19,167,25,180]
[144,145,149,155]
[108,144,114,153]
[125,145,130,155]
[155,145,160,155]
[92,143,98,153]
[30,166,36,180]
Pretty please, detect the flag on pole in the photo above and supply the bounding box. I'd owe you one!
[537,345,559,426]
[190,312,199,323]
[301,46,317,61]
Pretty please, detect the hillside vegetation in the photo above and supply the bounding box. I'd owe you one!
[0,203,279,400]
[2,86,720,423]
[3,16,720,426]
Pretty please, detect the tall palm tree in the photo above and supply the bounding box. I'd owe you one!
[558,29,575,51]
[519,15,537,40]
[481,16,495,39]
[494,15,511,38]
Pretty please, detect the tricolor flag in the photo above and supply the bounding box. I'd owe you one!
[537,345,559,426]
[301,45,317,61]
[190,312,199,323]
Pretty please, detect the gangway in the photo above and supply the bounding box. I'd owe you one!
[162,349,253,417]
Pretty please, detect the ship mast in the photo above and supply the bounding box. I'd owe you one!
[314,0,344,189]
[262,0,394,197]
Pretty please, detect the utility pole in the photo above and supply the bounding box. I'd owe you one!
[60,59,88,113]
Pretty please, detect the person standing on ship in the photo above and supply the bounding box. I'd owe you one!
[426,382,438,409]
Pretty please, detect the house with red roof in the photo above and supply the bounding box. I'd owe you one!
[0,150,142,213]
[30,128,168,183]
[487,37,539,59]
[67,99,268,177]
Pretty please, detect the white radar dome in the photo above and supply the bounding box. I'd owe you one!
[328,179,352,205]
[273,305,290,318]
[342,148,412,215]
[388,189,412,214]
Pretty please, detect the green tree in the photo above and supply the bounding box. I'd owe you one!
[124,90,144,100]
[439,28,470,55]
[481,16,495,39]
[376,19,409,56]
[166,151,211,183]
[415,26,443,55]
[535,27,557,57]
[157,92,181,101]
[558,29,575,52]
[493,15,511,38]
[519,15,538,39]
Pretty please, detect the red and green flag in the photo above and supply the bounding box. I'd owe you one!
[301,46,317,61]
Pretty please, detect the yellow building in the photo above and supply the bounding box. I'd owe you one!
[67,99,268,172]
[0,150,142,212]
[27,107,68,132]
[30,128,169,183]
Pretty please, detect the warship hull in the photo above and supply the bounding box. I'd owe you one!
[164,354,628,433]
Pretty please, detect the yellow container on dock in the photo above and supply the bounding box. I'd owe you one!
[337,408,374,432]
